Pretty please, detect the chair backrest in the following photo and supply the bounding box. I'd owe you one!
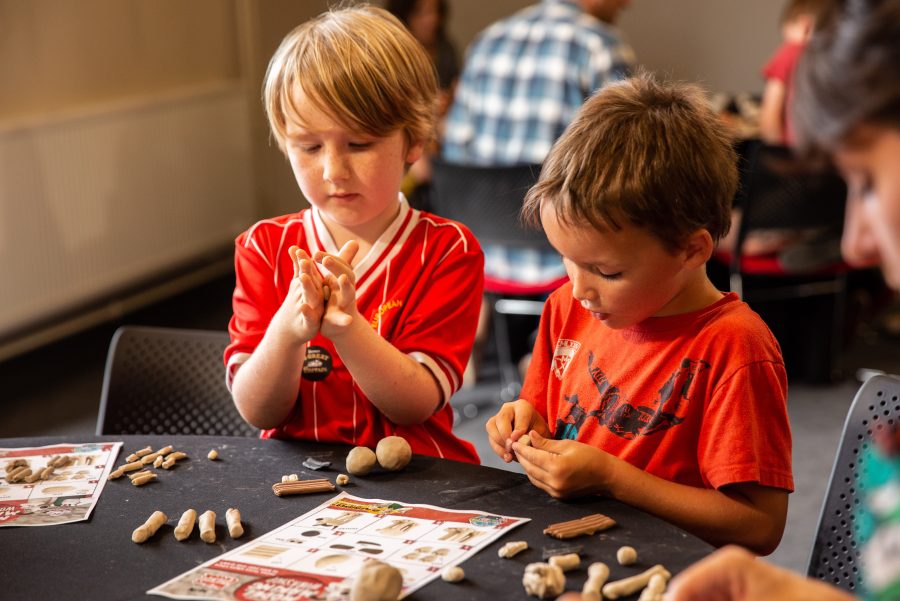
[429,160,551,250]
[733,142,846,259]
[807,373,900,591]
[95,326,258,436]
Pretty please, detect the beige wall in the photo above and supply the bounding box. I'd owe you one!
[0,0,785,226]
[0,0,240,120]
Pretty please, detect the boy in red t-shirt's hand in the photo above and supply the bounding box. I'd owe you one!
[486,75,793,555]
[226,6,483,464]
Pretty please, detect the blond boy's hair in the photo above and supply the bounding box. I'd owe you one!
[523,74,737,252]
[263,5,437,151]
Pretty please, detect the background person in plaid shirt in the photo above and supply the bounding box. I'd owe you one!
[441,0,636,380]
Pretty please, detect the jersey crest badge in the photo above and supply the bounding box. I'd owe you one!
[552,339,581,380]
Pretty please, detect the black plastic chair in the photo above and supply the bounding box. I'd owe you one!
[806,373,900,592]
[95,326,258,436]
[430,161,557,404]
[722,142,850,382]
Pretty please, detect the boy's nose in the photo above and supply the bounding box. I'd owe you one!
[570,271,596,304]
[322,150,350,183]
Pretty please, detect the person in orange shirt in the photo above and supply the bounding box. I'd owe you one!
[486,74,792,555]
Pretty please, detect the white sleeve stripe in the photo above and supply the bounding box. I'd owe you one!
[225,352,251,392]
[249,239,273,271]
[418,216,469,253]
[409,351,452,409]
[439,238,464,264]
[435,356,461,392]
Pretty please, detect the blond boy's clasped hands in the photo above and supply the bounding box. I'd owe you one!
[278,240,360,344]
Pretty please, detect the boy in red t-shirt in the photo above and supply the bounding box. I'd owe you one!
[486,75,793,554]
[225,6,482,464]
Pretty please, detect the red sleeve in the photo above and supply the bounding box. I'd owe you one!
[225,231,283,378]
[699,360,794,491]
[391,226,485,404]
[762,41,805,83]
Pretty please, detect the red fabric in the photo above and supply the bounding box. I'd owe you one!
[521,284,794,491]
[226,200,482,464]
[712,250,851,276]
[762,41,806,146]
[485,274,569,295]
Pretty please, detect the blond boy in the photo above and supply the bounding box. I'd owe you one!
[227,6,482,463]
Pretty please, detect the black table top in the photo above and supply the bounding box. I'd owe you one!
[0,435,713,600]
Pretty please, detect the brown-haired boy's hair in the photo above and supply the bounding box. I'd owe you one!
[263,5,437,152]
[523,73,737,252]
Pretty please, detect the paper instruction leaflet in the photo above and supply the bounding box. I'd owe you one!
[150,491,529,600]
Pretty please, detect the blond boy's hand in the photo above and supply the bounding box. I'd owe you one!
[271,246,327,343]
[315,240,361,339]
[485,400,551,463]
[513,432,609,499]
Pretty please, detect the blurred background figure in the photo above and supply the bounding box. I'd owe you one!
[385,0,460,209]
[716,0,840,273]
[758,0,832,147]
[440,0,637,385]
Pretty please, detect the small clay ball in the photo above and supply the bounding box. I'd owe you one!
[336,474,350,486]
[350,560,403,601]
[518,434,532,447]
[346,446,377,476]
[441,565,465,582]
[375,436,412,471]
[616,545,637,566]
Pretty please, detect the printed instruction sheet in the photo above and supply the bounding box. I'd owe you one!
[0,442,122,527]
[150,491,529,600]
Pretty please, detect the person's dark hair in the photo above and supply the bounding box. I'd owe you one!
[793,0,900,154]
[384,0,449,36]
[523,73,736,252]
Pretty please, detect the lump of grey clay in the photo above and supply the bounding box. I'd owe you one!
[346,446,377,476]
[375,436,412,471]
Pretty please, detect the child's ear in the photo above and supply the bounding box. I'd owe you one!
[405,139,426,165]
[682,229,715,268]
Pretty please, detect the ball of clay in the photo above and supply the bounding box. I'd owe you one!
[441,565,465,582]
[616,545,637,566]
[522,562,565,599]
[350,560,403,601]
[346,446,377,476]
[518,434,532,447]
[375,436,412,471]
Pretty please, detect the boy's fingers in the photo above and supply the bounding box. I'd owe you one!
[513,402,537,433]
[528,431,565,453]
[289,245,300,278]
[338,239,359,264]
[486,418,514,463]
[319,254,356,285]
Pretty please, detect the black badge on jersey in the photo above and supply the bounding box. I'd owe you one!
[302,346,332,381]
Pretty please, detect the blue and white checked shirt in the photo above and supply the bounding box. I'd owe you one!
[442,0,636,166]
[442,0,635,288]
